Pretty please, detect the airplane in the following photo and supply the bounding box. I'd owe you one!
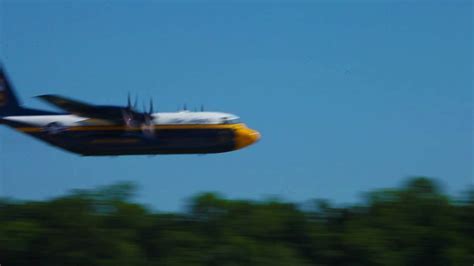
[0,66,260,156]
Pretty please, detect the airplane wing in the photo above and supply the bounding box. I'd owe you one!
[37,95,94,115]
[37,94,126,122]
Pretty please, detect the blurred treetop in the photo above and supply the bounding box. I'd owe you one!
[0,177,472,266]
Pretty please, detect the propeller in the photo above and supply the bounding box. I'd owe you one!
[141,98,156,137]
[123,94,133,126]
[127,93,132,109]
[149,98,154,114]
[141,98,154,118]
[134,94,138,109]
[123,93,139,127]
[124,94,156,137]
[126,93,139,110]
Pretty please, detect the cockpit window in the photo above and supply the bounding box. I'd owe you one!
[222,117,241,124]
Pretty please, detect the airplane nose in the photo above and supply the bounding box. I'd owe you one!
[235,127,261,150]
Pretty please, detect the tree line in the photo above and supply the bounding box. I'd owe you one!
[0,177,472,265]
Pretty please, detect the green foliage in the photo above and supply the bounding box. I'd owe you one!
[0,177,472,265]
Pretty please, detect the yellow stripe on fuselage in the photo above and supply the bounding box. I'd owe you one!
[16,123,247,133]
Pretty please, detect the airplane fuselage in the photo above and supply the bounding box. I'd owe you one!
[2,111,260,156]
[0,66,260,156]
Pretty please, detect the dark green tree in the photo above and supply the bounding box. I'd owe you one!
[0,177,471,266]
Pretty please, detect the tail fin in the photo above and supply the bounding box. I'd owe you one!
[0,65,22,116]
[0,65,60,117]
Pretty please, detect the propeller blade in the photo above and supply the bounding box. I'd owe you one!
[134,95,138,109]
[127,93,132,108]
[149,99,154,114]
[200,104,204,112]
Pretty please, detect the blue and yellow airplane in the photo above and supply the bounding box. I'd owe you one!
[0,66,260,156]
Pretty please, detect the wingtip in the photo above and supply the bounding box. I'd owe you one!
[36,94,57,98]
[35,94,49,99]
[35,94,59,102]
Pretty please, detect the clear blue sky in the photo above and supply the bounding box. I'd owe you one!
[0,1,471,211]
